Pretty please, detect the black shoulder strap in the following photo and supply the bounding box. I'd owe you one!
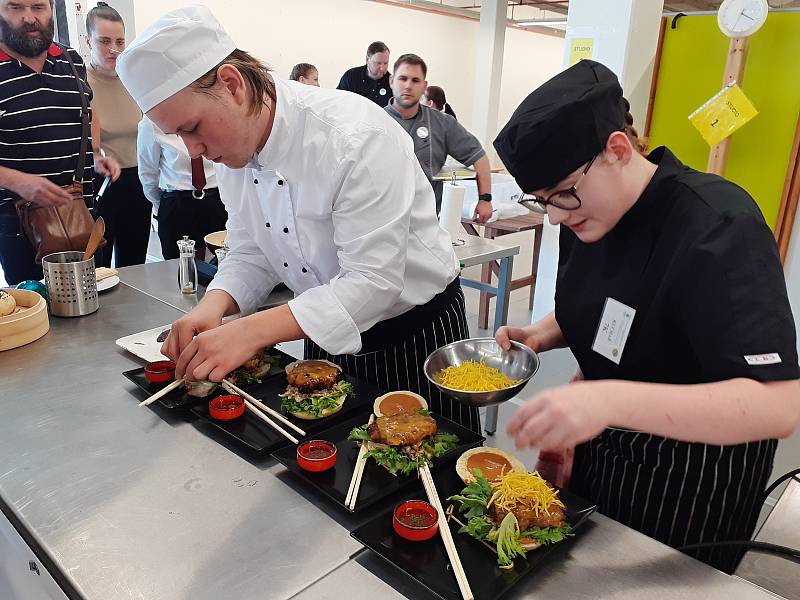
[58,45,90,183]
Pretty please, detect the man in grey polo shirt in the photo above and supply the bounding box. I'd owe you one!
[385,53,493,222]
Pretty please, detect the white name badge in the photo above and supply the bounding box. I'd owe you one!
[744,353,782,365]
[592,297,636,365]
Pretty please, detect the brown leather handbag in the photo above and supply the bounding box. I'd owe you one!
[14,46,100,262]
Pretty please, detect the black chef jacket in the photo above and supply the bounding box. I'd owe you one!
[556,146,799,573]
[337,65,391,107]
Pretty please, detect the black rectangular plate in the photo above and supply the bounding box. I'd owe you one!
[189,372,381,453]
[350,467,597,600]
[122,349,296,409]
[271,413,484,512]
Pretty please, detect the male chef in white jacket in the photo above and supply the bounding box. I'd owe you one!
[117,5,480,432]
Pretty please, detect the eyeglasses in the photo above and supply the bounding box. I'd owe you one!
[518,155,597,214]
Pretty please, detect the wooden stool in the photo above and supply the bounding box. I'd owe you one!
[462,213,545,330]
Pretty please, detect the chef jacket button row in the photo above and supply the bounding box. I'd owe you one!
[279,262,307,272]
[252,179,282,185]
[264,222,291,233]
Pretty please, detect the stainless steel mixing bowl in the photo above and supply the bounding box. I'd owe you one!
[423,338,539,407]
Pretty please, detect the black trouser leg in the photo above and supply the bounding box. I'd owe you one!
[95,167,152,268]
[0,204,43,285]
[157,189,227,260]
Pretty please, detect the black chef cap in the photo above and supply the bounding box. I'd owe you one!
[494,60,626,192]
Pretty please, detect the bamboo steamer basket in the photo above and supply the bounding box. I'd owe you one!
[0,288,50,351]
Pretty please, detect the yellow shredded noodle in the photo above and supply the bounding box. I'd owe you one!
[488,471,565,516]
[436,360,519,391]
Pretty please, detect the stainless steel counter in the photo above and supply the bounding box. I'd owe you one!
[736,478,800,599]
[0,283,360,600]
[297,514,784,600]
[118,258,295,313]
[0,264,788,600]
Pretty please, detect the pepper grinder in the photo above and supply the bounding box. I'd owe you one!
[214,242,229,265]
[177,236,198,294]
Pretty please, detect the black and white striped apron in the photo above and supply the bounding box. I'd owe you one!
[304,278,481,434]
[570,430,776,573]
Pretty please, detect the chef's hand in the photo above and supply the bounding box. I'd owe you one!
[9,172,72,207]
[162,302,224,363]
[495,325,545,353]
[507,381,614,451]
[473,200,493,224]
[176,316,264,382]
[95,155,121,181]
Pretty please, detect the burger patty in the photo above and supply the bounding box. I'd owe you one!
[286,360,340,393]
[240,349,269,371]
[368,413,437,447]
[492,504,565,531]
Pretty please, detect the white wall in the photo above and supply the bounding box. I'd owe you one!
[498,27,564,137]
[132,0,562,141]
[562,0,663,129]
[775,211,800,489]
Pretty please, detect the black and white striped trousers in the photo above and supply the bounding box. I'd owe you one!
[571,429,776,573]
[304,279,481,434]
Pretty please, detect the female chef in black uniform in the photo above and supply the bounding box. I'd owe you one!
[493,60,800,572]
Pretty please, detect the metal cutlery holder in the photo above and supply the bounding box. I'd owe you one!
[42,251,98,317]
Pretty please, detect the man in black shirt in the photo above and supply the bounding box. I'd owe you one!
[0,0,119,284]
[337,41,391,107]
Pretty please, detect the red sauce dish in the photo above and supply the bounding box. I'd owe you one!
[209,395,245,421]
[144,360,176,384]
[393,500,439,541]
[297,440,337,472]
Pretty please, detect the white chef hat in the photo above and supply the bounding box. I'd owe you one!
[117,5,236,113]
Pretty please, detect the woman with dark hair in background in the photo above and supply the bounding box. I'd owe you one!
[421,85,456,120]
[289,62,319,86]
[86,2,151,267]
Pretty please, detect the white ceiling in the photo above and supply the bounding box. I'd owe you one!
[377,0,800,33]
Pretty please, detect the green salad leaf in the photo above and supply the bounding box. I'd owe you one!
[229,352,280,387]
[231,371,263,387]
[348,426,372,443]
[520,524,574,545]
[448,468,572,569]
[346,425,459,476]
[280,380,352,418]
[459,516,493,541]
[448,468,492,519]
[494,512,527,570]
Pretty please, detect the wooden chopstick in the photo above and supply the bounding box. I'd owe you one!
[243,399,299,445]
[221,379,306,436]
[139,378,184,407]
[345,413,375,511]
[420,465,474,600]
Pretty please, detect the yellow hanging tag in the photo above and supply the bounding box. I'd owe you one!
[689,83,758,147]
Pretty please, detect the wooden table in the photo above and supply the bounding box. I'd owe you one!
[462,212,545,330]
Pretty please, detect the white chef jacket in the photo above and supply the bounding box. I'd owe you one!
[208,78,459,356]
[137,116,218,210]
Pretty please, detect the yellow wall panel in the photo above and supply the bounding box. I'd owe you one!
[648,13,800,229]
